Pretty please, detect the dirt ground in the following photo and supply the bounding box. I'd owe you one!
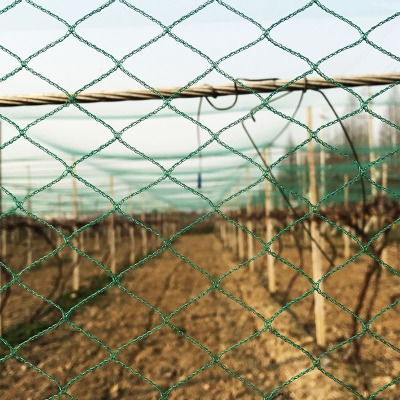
[1,222,400,399]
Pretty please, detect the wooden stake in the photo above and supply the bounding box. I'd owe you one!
[247,216,254,270]
[368,104,377,197]
[246,168,255,271]
[94,230,100,251]
[141,206,148,257]
[0,231,4,337]
[343,175,351,259]
[0,121,2,337]
[71,166,78,219]
[229,220,237,253]
[129,224,136,264]
[237,217,245,262]
[72,224,80,292]
[307,107,326,347]
[264,148,276,293]
[26,226,33,266]
[319,147,326,199]
[71,161,80,292]
[109,176,116,274]
[382,163,388,189]
[220,222,227,247]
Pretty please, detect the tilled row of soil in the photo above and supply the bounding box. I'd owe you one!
[1,231,400,399]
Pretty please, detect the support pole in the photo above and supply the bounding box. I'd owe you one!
[382,163,388,189]
[109,176,116,274]
[141,204,148,257]
[129,224,136,265]
[72,224,80,292]
[246,168,255,272]
[237,216,245,262]
[368,91,377,197]
[307,107,326,347]
[71,161,80,292]
[264,148,276,293]
[0,120,3,336]
[26,226,33,266]
[26,171,33,266]
[343,175,351,260]
[319,147,326,199]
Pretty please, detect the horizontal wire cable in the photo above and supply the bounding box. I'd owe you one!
[0,73,399,107]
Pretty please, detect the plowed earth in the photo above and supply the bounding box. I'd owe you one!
[1,230,400,399]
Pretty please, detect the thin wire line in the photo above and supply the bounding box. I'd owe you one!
[240,90,337,267]
[0,73,399,107]
[315,89,367,230]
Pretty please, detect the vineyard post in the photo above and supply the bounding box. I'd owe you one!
[71,161,80,292]
[26,223,33,267]
[382,163,388,189]
[220,217,227,246]
[128,188,135,265]
[234,181,244,260]
[343,175,351,259]
[368,92,377,197]
[141,199,148,257]
[264,148,276,293]
[26,166,33,266]
[308,107,326,347]
[296,148,308,243]
[381,165,389,264]
[319,146,326,199]
[237,214,245,262]
[109,176,116,274]
[0,120,2,336]
[229,212,237,255]
[246,167,254,271]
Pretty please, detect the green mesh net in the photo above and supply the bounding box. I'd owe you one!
[1,1,400,399]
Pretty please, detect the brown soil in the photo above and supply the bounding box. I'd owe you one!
[1,228,400,399]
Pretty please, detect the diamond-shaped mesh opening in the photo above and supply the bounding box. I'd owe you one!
[1,282,61,340]
[323,253,398,317]
[120,108,208,162]
[0,47,20,78]
[27,106,114,155]
[220,330,312,396]
[28,35,116,91]
[221,37,309,78]
[168,364,262,400]
[122,34,210,88]
[118,326,210,388]
[0,1,66,59]
[368,16,400,58]
[282,367,361,400]
[269,3,361,62]
[323,39,400,76]
[0,67,59,96]
[70,286,162,350]
[170,290,263,354]
[0,216,59,270]
[67,361,160,400]
[14,323,108,385]
[322,334,400,397]
[75,1,163,60]
[0,356,60,399]
[172,1,263,61]
[270,293,328,357]
[120,241,211,315]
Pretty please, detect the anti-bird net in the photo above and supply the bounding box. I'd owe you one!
[1,1,400,399]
